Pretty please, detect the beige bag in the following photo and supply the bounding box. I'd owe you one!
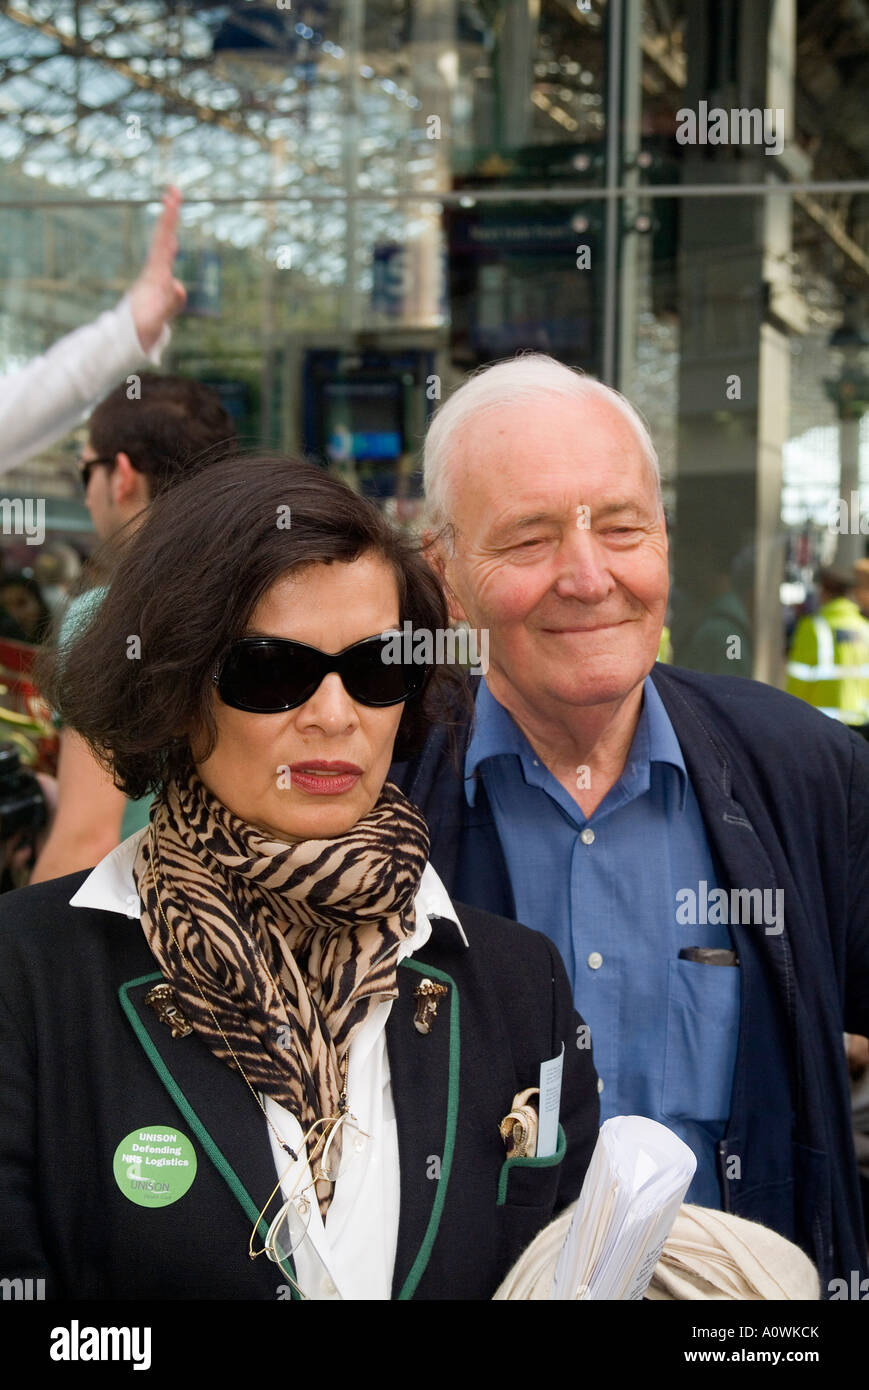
[493,1202,820,1301]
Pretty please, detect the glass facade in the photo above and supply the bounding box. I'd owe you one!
[2,0,869,682]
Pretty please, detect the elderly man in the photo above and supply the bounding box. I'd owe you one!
[390,353,869,1290]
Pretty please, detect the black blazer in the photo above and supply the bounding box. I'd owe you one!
[0,871,599,1301]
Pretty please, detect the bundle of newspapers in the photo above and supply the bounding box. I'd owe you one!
[551,1115,696,1300]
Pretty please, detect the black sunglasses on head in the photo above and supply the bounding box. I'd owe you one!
[79,455,116,490]
[214,632,429,713]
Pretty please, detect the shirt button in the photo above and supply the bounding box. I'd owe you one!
[580,828,595,845]
[597,1077,605,1094]
[125,893,140,915]
[321,1278,337,1296]
[587,951,603,970]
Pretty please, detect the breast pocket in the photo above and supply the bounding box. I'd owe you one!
[496,1125,567,1208]
[661,959,741,1124]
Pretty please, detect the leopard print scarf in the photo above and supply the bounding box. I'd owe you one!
[132,767,430,1149]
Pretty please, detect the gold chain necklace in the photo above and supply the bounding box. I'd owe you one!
[144,823,348,1162]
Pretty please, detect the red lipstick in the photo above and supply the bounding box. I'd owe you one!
[288,760,362,795]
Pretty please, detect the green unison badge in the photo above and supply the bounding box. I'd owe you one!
[113,1125,198,1208]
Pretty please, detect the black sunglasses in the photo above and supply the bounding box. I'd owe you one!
[214,632,429,713]
[79,455,116,490]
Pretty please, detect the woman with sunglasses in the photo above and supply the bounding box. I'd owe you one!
[0,454,599,1300]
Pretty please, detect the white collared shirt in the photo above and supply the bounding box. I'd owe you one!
[70,829,466,1300]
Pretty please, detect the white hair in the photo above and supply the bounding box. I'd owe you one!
[423,353,661,530]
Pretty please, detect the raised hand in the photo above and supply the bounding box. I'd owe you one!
[128,186,187,352]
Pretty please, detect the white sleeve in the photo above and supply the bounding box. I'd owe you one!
[0,296,171,476]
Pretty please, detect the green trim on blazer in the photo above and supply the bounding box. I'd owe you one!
[119,956,463,1301]
[496,1122,567,1206]
[118,971,300,1297]
[394,957,461,1301]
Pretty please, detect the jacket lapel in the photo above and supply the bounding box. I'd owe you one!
[651,669,793,982]
[457,777,516,919]
[118,971,281,1247]
[122,947,463,1302]
[386,954,461,1301]
[391,680,515,919]
[650,668,801,1168]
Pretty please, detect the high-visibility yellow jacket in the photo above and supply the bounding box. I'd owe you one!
[786,596,869,725]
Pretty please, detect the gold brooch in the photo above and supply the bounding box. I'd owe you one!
[412,978,448,1034]
[499,1088,540,1159]
[144,983,193,1039]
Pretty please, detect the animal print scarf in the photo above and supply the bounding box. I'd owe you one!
[132,767,430,1153]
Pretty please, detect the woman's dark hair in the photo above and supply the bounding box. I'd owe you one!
[39,454,470,800]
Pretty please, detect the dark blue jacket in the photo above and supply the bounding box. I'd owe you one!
[391,665,869,1290]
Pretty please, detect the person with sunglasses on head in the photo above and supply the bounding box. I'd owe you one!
[29,373,236,886]
[0,454,599,1300]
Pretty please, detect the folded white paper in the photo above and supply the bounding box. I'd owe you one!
[550,1115,696,1300]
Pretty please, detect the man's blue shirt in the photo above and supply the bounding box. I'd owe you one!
[465,676,740,1206]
